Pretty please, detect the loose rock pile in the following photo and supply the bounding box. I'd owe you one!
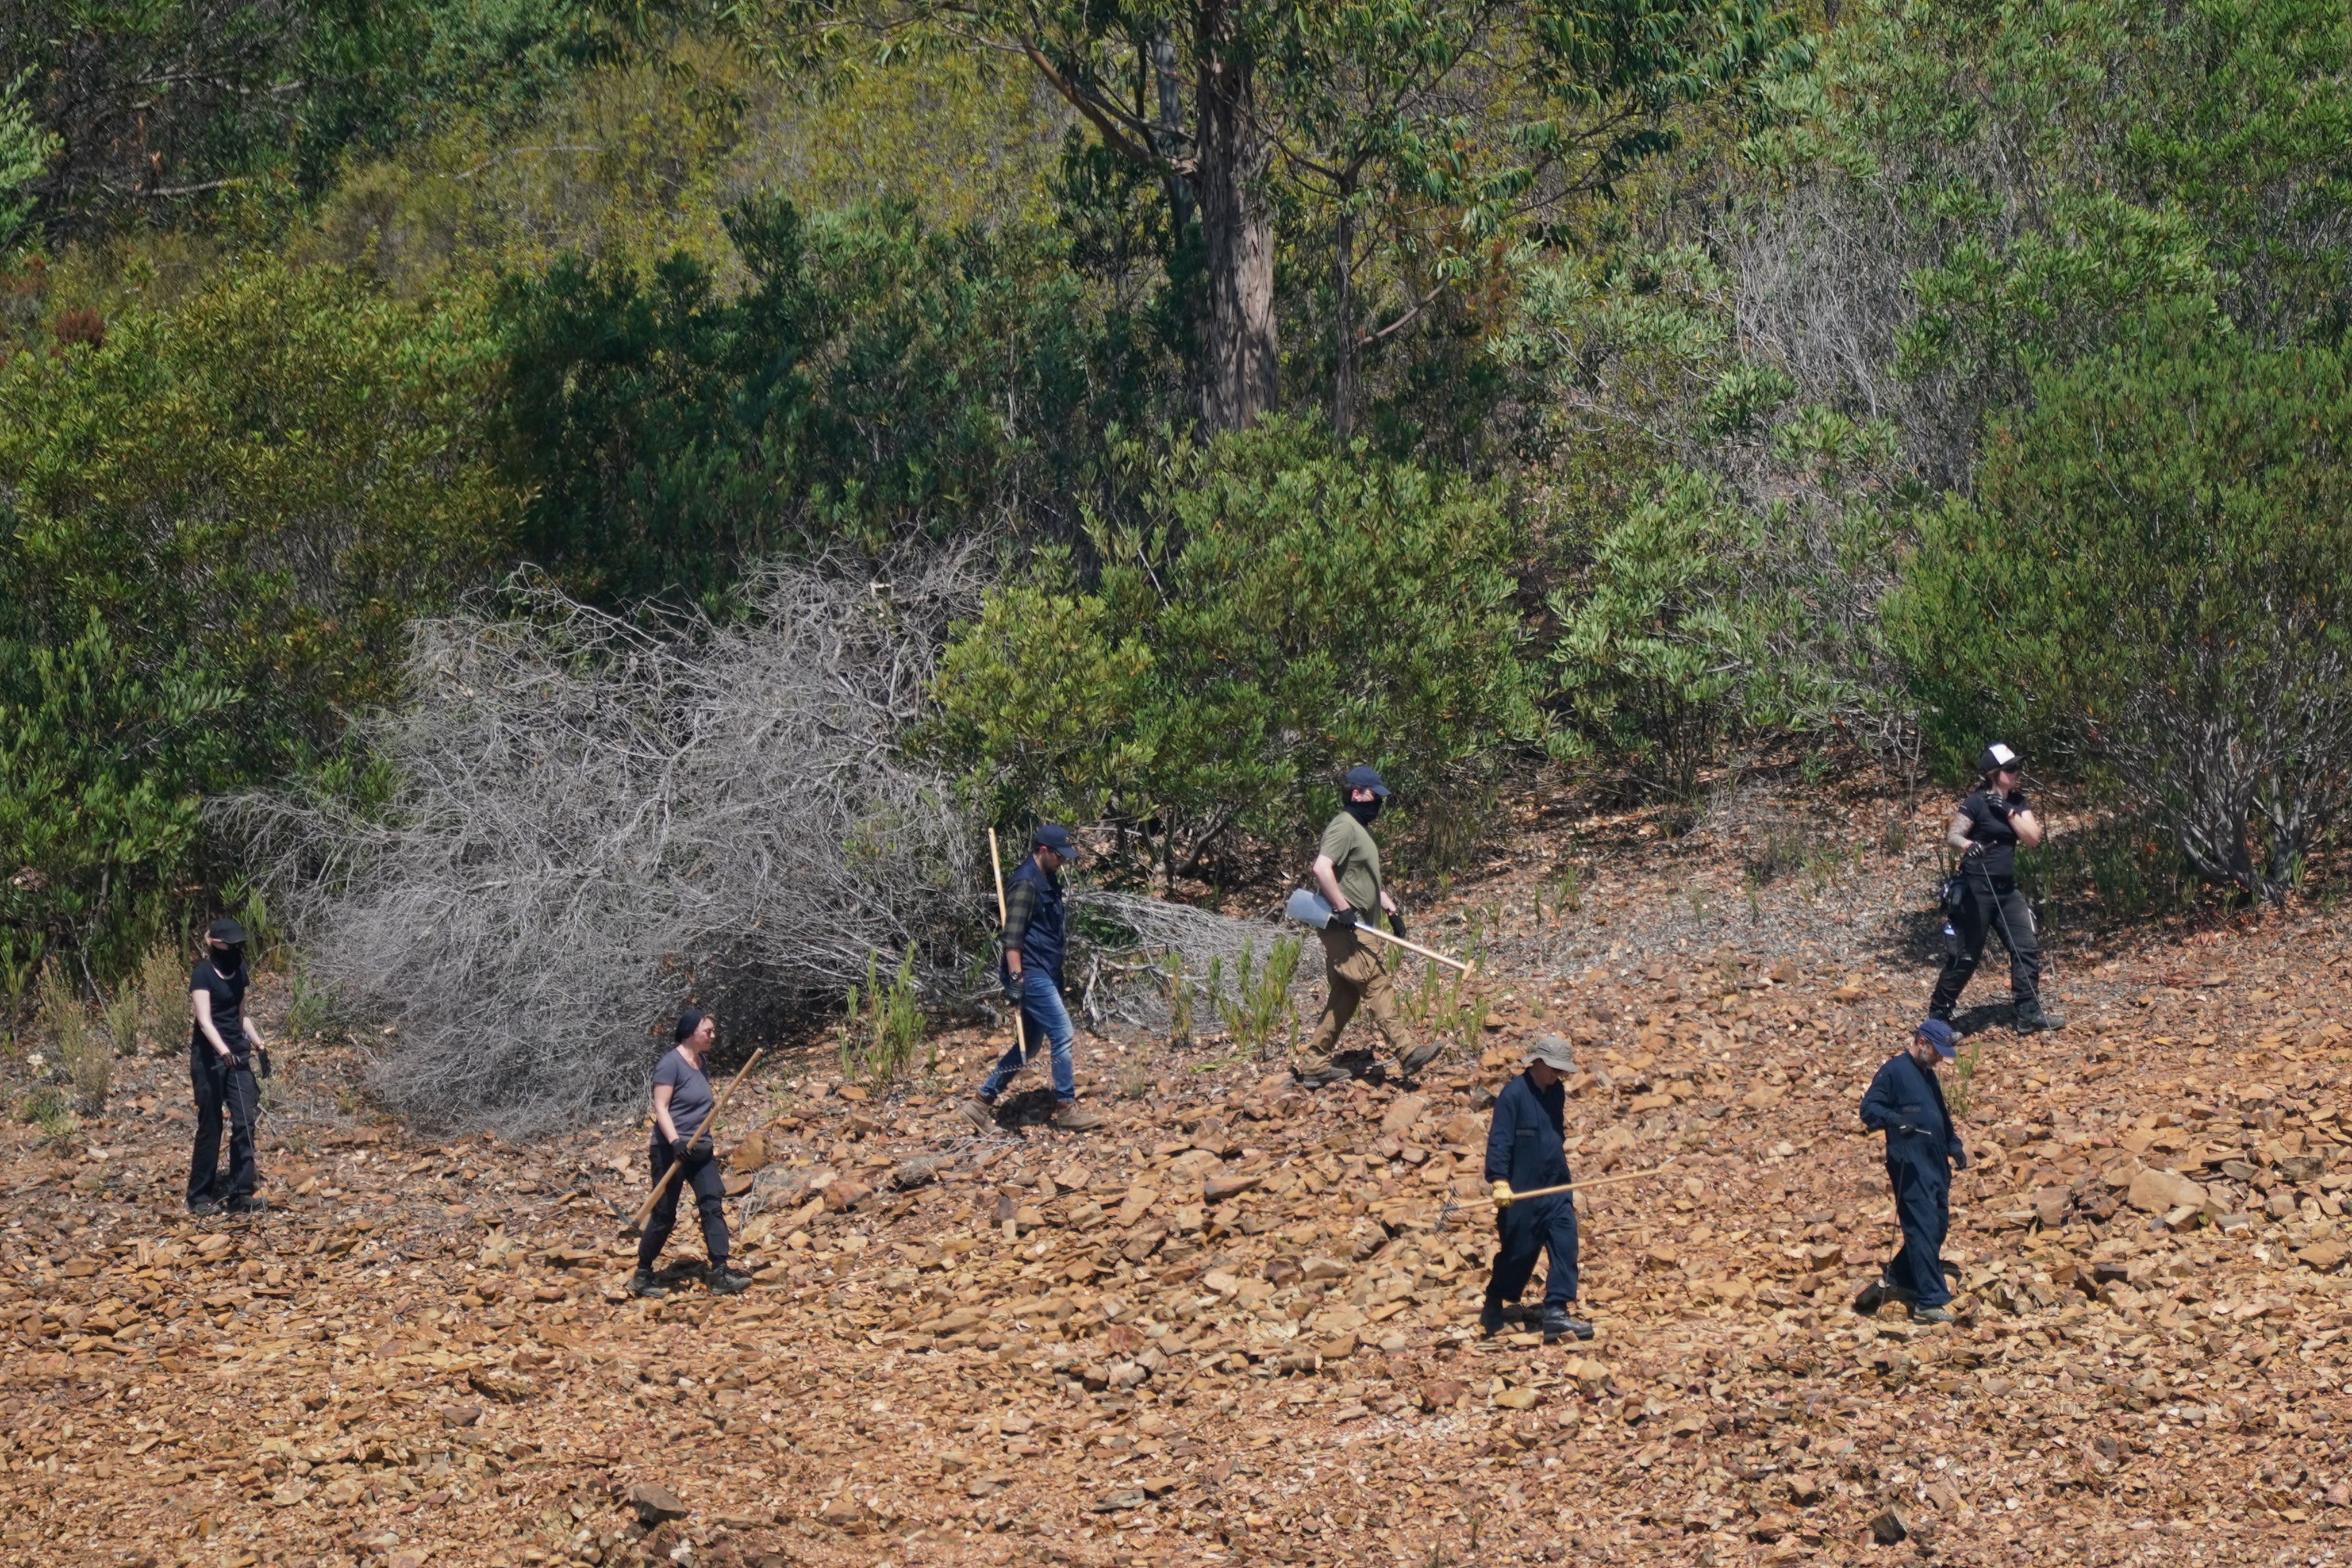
[9,796,2352,1567]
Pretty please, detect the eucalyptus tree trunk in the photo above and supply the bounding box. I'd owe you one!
[1194,0,1278,431]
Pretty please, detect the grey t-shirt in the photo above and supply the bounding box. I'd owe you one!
[652,1048,715,1140]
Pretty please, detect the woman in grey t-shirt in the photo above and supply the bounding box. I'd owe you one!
[631,1010,750,1297]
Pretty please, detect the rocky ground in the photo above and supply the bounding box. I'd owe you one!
[10,783,2352,1568]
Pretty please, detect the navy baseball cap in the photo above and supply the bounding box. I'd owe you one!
[1032,824,1078,857]
[1916,1019,1959,1058]
[207,918,247,944]
[1343,764,1390,798]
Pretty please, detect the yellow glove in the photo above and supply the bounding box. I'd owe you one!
[1491,1180,1513,1208]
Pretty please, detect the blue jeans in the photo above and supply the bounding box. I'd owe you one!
[979,970,1076,1104]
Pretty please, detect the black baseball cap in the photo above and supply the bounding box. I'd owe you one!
[1343,764,1390,798]
[1032,824,1078,857]
[1977,743,2023,775]
[207,918,246,944]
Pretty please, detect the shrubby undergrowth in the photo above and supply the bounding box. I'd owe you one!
[227,559,980,1133]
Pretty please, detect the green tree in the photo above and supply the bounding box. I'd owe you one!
[0,69,55,260]
[1746,0,2352,486]
[1893,305,2352,903]
[932,417,1535,875]
[495,194,1177,604]
[1547,465,1763,812]
[749,0,1786,431]
[0,0,649,241]
[0,260,518,971]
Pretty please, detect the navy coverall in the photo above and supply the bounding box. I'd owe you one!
[1859,1051,1966,1308]
[1483,1070,1579,1310]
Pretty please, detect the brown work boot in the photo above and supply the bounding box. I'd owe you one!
[1051,1102,1104,1132]
[1398,1042,1443,1075]
[1290,1054,1348,1088]
[954,1096,997,1133]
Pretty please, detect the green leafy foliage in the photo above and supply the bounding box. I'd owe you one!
[1547,466,1764,810]
[0,70,55,260]
[1893,305,2352,902]
[495,194,1175,604]
[0,260,517,975]
[1753,0,2352,482]
[840,950,927,1093]
[3,0,652,243]
[931,418,1536,874]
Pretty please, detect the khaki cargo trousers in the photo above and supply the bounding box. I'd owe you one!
[1301,925,1414,1059]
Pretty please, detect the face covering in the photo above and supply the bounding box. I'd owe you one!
[214,943,244,970]
[1346,797,1383,825]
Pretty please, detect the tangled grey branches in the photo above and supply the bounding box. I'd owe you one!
[1064,889,1322,1027]
[224,558,981,1135]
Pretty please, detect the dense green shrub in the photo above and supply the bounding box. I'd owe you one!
[930,418,1536,875]
[0,259,517,975]
[495,194,1176,605]
[1546,466,1764,811]
[1894,306,2352,902]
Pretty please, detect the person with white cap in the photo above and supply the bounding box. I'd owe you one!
[1479,1033,1593,1344]
[1291,764,1441,1087]
[1856,1019,1971,1323]
[1930,742,2062,1031]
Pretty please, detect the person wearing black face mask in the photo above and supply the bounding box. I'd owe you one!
[189,918,271,1215]
[1292,766,1441,1087]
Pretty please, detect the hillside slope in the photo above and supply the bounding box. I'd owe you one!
[6,787,2350,1568]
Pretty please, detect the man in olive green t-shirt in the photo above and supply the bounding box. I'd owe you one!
[1293,765,1442,1087]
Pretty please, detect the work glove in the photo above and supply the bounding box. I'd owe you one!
[1327,907,1358,931]
[1892,1123,1920,1139]
[1388,910,1406,939]
[1952,1148,1970,1171]
[1001,973,1024,1007]
[2005,790,2031,813]
[670,1134,699,1162]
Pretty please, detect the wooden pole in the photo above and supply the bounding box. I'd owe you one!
[990,828,1028,1066]
[1348,919,1475,974]
[628,1047,765,1233]
[1489,1160,1675,1208]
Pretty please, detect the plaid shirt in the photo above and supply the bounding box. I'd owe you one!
[1000,875,1042,961]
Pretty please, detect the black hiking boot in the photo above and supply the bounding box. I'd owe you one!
[627,1269,670,1299]
[1292,1055,1350,1089]
[222,1195,268,1215]
[1479,1298,1508,1338]
[1398,1042,1444,1075]
[708,1265,754,1296]
[2013,999,2065,1032]
[1542,1305,1595,1344]
[187,1198,221,1217]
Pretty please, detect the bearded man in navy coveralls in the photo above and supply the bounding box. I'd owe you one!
[1857,1019,1970,1324]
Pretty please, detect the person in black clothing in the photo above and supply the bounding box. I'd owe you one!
[1479,1035,1593,1344]
[189,918,272,1216]
[1856,1020,1971,1324]
[631,1009,751,1298]
[1928,743,2063,1031]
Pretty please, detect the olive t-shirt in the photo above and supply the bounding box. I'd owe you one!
[652,1048,716,1140]
[189,959,248,1055]
[1318,810,1384,916]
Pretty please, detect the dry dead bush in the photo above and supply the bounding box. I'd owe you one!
[226,559,981,1134]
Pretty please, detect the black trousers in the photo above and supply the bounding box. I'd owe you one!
[637,1134,729,1271]
[1485,1193,1579,1307]
[189,1048,259,1205]
[1928,872,2042,1018]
